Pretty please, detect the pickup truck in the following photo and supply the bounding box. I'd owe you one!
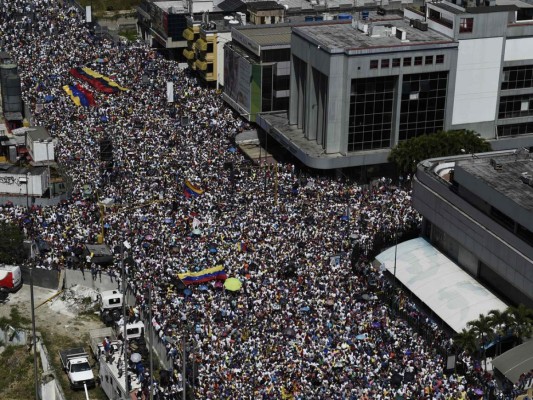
[59,347,95,390]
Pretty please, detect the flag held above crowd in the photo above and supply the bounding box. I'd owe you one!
[63,85,87,107]
[69,66,128,94]
[184,179,204,198]
[178,265,227,285]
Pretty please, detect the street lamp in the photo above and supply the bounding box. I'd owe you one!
[44,138,53,198]
[121,239,131,396]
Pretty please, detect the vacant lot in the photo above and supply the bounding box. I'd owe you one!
[0,285,109,400]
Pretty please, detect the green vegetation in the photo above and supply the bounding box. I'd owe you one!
[0,345,37,399]
[0,307,32,329]
[120,30,138,42]
[78,0,141,12]
[388,129,491,175]
[41,330,108,400]
[453,304,533,368]
[0,221,26,265]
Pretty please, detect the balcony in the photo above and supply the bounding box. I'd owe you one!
[195,59,207,71]
[195,38,207,52]
[183,28,195,41]
[183,49,195,60]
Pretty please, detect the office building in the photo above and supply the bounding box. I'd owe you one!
[412,150,533,308]
[255,0,533,170]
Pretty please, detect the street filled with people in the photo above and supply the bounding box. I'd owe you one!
[0,1,517,399]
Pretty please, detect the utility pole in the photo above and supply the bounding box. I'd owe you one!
[30,268,39,400]
[121,240,128,395]
[148,285,154,400]
[182,333,186,400]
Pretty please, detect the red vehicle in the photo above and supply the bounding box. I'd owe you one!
[0,265,22,292]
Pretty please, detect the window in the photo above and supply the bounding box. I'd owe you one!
[498,95,533,119]
[501,65,533,90]
[425,55,433,65]
[348,76,396,151]
[392,58,401,67]
[414,56,423,66]
[370,60,379,69]
[399,71,448,141]
[459,18,474,33]
[207,43,213,53]
[207,63,213,73]
[381,59,390,68]
[436,54,444,64]
[403,57,412,67]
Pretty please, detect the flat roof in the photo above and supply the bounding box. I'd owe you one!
[293,19,456,53]
[154,1,186,12]
[456,155,533,215]
[247,1,284,11]
[430,2,465,14]
[375,238,508,333]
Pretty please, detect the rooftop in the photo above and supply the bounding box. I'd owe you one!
[456,154,533,213]
[294,19,456,53]
[247,1,285,11]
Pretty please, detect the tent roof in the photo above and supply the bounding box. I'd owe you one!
[492,340,533,383]
[375,238,507,333]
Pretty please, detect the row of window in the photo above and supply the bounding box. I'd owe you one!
[498,122,533,137]
[499,95,533,119]
[501,65,533,90]
[370,54,444,70]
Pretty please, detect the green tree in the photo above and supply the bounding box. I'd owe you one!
[506,304,533,344]
[0,221,26,265]
[453,328,479,356]
[467,313,494,371]
[388,130,491,175]
[488,309,512,356]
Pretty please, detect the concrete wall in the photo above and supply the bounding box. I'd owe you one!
[64,269,120,292]
[21,267,61,290]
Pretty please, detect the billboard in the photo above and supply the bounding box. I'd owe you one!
[224,47,252,114]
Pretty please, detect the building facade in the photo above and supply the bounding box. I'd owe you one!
[258,17,459,168]
[412,150,533,308]
[255,1,533,170]
[424,0,533,148]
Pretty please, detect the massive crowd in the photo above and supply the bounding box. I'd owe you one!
[0,1,516,399]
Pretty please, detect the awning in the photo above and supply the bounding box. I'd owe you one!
[375,238,507,333]
[492,340,533,383]
[183,28,195,41]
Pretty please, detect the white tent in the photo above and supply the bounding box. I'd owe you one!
[375,238,507,333]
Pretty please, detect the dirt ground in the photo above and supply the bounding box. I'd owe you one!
[0,284,104,337]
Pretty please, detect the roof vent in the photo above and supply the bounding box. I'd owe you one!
[490,158,503,171]
[519,171,533,185]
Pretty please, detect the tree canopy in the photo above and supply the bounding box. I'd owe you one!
[388,130,491,175]
[0,221,26,265]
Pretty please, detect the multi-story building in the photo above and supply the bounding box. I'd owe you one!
[412,150,533,308]
[137,0,216,60]
[258,17,458,169]
[423,0,533,148]
[255,0,533,171]
[183,14,244,85]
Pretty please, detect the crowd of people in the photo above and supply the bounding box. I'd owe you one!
[0,1,520,399]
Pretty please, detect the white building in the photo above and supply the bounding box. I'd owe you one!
[26,126,54,164]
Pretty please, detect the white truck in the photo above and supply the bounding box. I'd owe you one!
[58,347,95,390]
[89,327,143,400]
[98,289,123,326]
[0,265,22,292]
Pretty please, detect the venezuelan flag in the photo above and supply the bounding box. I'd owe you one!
[76,84,96,106]
[178,265,227,286]
[184,180,204,197]
[69,67,128,94]
[63,85,82,106]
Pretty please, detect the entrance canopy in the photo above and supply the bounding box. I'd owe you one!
[492,340,533,384]
[375,238,507,333]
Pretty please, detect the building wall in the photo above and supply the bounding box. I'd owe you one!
[290,30,458,157]
[413,167,533,307]
[504,37,533,62]
[451,37,504,130]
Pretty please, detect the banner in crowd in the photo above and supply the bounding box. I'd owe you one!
[63,84,91,107]
[184,180,204,198]
[178,265,227,285]
[69,67,128,94]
